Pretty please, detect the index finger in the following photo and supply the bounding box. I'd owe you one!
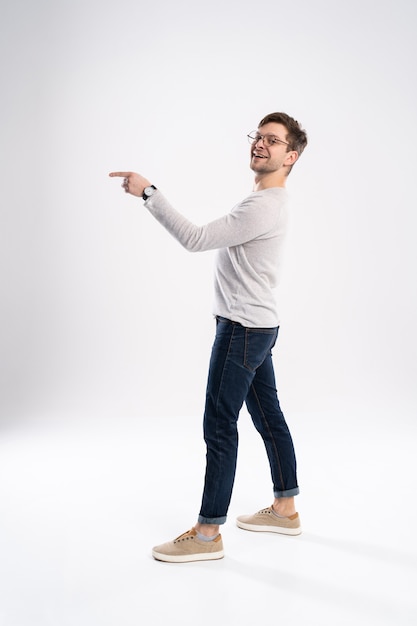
[109,171,132,178]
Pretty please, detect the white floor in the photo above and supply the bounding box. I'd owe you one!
[0,410,416,626]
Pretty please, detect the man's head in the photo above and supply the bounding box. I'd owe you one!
[250,112,308,178]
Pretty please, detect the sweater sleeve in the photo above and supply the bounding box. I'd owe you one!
[144,189,286,252]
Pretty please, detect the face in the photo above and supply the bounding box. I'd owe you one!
[249,122,295,175]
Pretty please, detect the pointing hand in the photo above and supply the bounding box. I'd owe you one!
[109,171,151,197]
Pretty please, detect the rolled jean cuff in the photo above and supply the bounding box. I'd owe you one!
[198,514,227,525]
[274,487,300,498]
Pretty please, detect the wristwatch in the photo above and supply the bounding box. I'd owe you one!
[142,185,157,201]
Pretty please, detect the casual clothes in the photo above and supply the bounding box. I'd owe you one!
[145,188,289,327]
[145,188,299,524]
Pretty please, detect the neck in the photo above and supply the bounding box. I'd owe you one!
[253,171,287,191]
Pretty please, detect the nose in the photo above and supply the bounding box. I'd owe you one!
[254,135,265,147]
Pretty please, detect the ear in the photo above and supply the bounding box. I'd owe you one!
[284,150,299,167]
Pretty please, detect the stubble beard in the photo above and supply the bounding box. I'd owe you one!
[250,155,274,174]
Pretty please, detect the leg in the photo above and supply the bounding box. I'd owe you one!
[198,318,280,526]
[236,352,301,534]
[198,319,254,526]
[245,344,299,507]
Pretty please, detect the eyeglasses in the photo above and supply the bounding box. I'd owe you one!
[247,131,289,147]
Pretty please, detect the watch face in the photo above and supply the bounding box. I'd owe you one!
[144,186,155,197]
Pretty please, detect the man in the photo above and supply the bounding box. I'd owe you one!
[110,112,308,563]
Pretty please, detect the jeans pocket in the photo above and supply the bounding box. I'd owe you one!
[243,328,278,372]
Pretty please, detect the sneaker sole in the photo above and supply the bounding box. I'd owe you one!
[236,520,302,535]
[152,549,225,563]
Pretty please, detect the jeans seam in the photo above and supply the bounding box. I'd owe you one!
[210,323,236,515]
[243,329,252,372]
[250,382,285,491]
[215,323,236,416]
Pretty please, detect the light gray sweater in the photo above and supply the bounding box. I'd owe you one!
[145,187,289,328]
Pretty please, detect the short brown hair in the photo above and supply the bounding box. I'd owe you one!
[258,112,308,174]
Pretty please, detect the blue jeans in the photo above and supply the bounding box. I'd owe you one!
[198,316,299,525]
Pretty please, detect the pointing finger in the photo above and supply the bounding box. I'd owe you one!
[109,171,132,178]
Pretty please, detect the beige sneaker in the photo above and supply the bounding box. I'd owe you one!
[152,528,225,563]
[236,506,302,535]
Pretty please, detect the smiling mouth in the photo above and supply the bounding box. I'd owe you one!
[252,151,267,159]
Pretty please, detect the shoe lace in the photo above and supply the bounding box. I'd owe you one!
[174,529,195,543]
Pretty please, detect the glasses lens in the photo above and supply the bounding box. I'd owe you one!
[248,133,275,146]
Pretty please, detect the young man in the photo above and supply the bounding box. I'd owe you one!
[110,112,308,563]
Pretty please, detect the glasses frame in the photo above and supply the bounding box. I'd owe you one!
[247,131,290,147]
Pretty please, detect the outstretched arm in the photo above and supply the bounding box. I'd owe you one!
[109,170,285,252]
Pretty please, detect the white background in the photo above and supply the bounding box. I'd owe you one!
[1,0,416,423]
[1,1,417,624]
